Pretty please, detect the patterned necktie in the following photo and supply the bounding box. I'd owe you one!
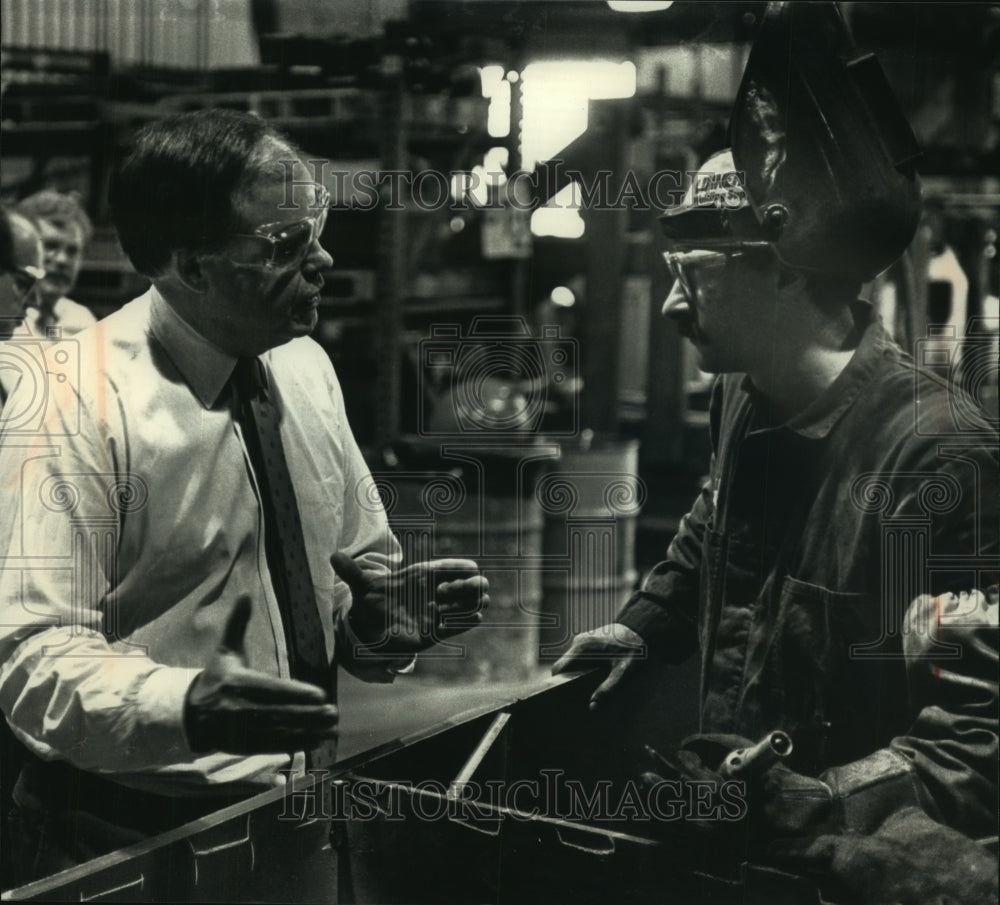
[232,357,338,770]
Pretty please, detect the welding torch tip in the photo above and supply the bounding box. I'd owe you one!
[771,730,793,756]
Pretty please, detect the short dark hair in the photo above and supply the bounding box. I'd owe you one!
[109,109,298,278]
[0,207,16,272]
[17,190,93,243]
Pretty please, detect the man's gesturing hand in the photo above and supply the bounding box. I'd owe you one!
[551,623,647,710]
[330,553,490,657]
[184,596,339,755]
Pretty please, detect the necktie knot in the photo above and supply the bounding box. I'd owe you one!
[233,357,267,402]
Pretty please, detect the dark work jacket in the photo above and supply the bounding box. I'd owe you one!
[619,308,999,838]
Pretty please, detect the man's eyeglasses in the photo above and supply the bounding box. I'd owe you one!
[6,265,45,298]
[662,242,769,297]
[232,183,331,271]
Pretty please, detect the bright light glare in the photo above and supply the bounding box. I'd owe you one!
[480,64,511,138]
[531,181,585,239]
[521,61,636,169]
[451,146,510,208]
[480,65,504,92]
[484,146,510,176]
[607,1,673,11]
[550,286,576,307]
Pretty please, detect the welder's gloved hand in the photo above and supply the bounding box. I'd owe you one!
[641,733,836,840]
[769,806,999,905]
[551,622,648,710]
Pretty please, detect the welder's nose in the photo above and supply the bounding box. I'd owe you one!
[662,279,690,319]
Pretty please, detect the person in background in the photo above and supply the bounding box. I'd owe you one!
[0,208,44,881]
[15,190,97,337]
[0,208,44,343]
[0,109,489,886]
[0,208,45,407]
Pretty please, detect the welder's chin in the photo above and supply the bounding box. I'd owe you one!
[692,341,740,376]
[666,307,703,346]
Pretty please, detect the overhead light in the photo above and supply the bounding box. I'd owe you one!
[531,182,585,240]
[520,61,636,170]
[607,1,673,11]
[550,286,576,308]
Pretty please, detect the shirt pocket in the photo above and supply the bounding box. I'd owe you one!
[770,576,881,768]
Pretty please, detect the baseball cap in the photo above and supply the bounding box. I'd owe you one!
[658,149,770,248]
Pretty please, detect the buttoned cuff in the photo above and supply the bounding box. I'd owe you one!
[129,665,204,767]
[617,591,698,662]
[336,607,412,684]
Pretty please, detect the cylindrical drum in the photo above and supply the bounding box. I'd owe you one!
[383,469,544,683]
[536,437,643,662]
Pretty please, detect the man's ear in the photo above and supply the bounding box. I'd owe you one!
[174,249,209,293]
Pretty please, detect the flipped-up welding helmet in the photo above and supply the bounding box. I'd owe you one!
[662,1,923,281]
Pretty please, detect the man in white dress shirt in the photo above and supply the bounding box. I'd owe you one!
[0,109,488,883]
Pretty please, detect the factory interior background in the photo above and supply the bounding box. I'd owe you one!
[0,5,998,899]
[2,0,998,743]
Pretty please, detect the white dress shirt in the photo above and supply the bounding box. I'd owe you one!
[0,288,399,796]
[24,296,98,338]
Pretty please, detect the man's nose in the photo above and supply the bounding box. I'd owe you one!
[304,239,333,272]
[661,279,690,319]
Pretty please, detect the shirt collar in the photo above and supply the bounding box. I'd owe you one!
[149,288,237,409]
[742,302,889,440]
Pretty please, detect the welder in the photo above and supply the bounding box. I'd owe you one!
[555,5,998,903]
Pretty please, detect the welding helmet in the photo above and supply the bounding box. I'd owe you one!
[662,2,923,281]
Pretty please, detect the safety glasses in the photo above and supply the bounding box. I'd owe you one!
[662,250,729,299]
[231,183,331,271]
[662,242,770,297]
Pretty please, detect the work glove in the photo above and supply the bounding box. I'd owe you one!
[769,806,999,905]
[640,733,836,841]
[551,622,648,710]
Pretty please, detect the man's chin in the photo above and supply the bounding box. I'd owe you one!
[286,301,319,336]
[40,279,70,300]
